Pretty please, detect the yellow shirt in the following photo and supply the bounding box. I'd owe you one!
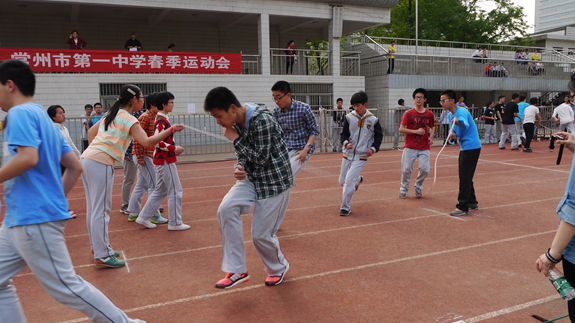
[388,45,396,59]
[531,53,540,60]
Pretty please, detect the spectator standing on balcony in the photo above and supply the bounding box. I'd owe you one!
[125,32,142,51]
[398,88,435,199]
[393,99,410,149]
[484,101,496,144]
[168,43,175,52]
[285,40,296,75]
[552,97,575,133]
[271,81,319,179]
[387,41,396,74]
[472,47,483,63]
[515,50,523,64]
[332,98,345,152]
[531,49,541,61]
[67,30,87,50]
[80,104,93,151]
[500,63,509,77]
[499,93,521,150]
[456,96,468,109]
[523,97,541,153]
[494,95,505,141]
[517,95,529,146]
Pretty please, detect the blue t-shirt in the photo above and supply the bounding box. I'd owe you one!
[557,155,575,263]
[517,102,529,122]
[448,107,482,151]
[3,103,72,227]
[88,113,105,128]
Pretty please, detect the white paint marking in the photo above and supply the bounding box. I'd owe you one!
[122,251,130,273]
[459,294,561,322]
[55,230,556,323]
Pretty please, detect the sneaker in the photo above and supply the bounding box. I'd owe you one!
[511,148,519,151]
[136,217,157,229]
[94,255,125,268]
[524,148,532,153]
[92,249,120,257]
[215,272,250,289]
[265,263,290,286]
[168,224,191,231]
[415,189,422,198]
[159,206,165,213]
[128,213,139,222]
[469,204,478,210]
[340,209,350,216]
[399,192,407,199]
[120,204,130,215]
[355,176,364,191]
[151,215,168,224]
[332,147,337,152]
[499,147,506,150]
[450,208,469,216]
[69,210,77,218]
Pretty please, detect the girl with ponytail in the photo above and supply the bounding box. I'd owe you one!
[81,84,184,268]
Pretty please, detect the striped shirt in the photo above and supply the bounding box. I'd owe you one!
[84,109,138,163]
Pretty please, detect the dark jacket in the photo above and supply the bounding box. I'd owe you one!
[67,37,87,49]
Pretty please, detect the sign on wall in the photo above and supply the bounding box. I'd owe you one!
[1,48,241,74]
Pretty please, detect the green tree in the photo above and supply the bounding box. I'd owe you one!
[366,0,530,44]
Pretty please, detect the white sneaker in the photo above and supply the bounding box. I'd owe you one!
[69,210,77,218]
[168,224,190,231]
[132,320,147,323]
[136,217,156,229]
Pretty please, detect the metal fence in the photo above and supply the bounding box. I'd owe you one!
[241,54,260,75]
[270,49,360,76]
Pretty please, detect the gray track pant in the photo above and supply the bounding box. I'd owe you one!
[0,221,140,322]
[500,124,518,149]
[139,163,182,226]
[81,158,116,259]
[217,179,291,276]
[288,149,311,179]
[121,156,137,207]
[339,158,367,212]
[126,156,161,217]
[484,124,495,144]
[400,148,430,194]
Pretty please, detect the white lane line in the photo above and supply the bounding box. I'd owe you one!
[55,230,556,323]
[458,295,561,322]
[441,154,570,174]
[122,250,130,273]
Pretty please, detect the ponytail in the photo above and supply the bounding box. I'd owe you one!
[104,84,141,131]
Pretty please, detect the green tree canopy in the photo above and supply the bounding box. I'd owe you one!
[366,0,530,44]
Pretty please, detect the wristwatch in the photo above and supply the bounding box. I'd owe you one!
[306,143,312,148]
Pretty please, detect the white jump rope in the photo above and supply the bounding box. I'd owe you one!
[427,117,457,195]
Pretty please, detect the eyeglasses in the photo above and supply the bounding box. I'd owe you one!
[273,93,287,102]
[439,99,453,104]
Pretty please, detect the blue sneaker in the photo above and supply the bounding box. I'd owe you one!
[151,215,168,224]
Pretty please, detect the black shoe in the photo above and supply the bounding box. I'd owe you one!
[355,176,364,191]
[340,209,350,216]
[499,147,506,150]
[469,204,478,210]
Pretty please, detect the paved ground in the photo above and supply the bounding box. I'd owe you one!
[2,140,573,323]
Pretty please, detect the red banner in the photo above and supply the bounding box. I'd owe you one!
[0,48,242,74]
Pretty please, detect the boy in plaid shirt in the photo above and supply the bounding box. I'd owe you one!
[205,86,293,289]
[127,92,165,223]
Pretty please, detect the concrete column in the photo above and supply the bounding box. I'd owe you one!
[258,13,271,75]
[329,6,343,76]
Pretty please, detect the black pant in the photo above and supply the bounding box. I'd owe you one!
[564,258,575,322]
[82,139,89,151]
[457,148,481,211]
[523,123,534,149]
[286,60,294,74]
[387,58,395,74]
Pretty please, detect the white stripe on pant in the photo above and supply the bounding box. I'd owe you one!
[217,179,291,276]
[126,155,161,217]
[339,158,367,212]
[0,221,141,322]
[139,163,182,226]
[400,148,430,194]
[81,158,115,259]
[121,156,137,207]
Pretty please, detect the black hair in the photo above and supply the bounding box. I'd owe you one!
[486,101,493,107]
[131,32,136,36]
[104,84,141,131]
[47,105,64,121]
[440,90,457,101]
[146,92,158,110]
[94,102,102,108]
[512,93,520,100]
[412,88,428,99]
[350,91,368,105]
[71,30,78,35]
[271,80,291,94]
[568,73,575,92]
[156,91,174,111]
[287,40,294,46]
[168,43,175,49]
[530,97,539,105]
[498,95,505,101]
[459,96,464,100]
[204,87,241,113]
[519,95,526,101]
[0,59,35,97]
[84,104,93,110]
[398,99,405,105]
[336,98,343,103]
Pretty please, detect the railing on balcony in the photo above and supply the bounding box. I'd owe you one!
[361,54,575,79]
[341,51,360,76]
[241,54,260,75]
[271,48,330,76]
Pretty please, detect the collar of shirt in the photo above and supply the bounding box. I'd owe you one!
[244,104,256,130]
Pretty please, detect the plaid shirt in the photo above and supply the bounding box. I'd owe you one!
[234,103,293,200]
[133,109,156,163]
[124,110,143,158]
[272,99,319,153]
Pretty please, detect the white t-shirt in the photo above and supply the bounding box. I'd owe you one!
[523,105,540,124]
[553,103,574,123]
[472,50,482,57]
[80,114,89,139]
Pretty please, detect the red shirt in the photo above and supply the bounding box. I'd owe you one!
[401,108,435,150]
